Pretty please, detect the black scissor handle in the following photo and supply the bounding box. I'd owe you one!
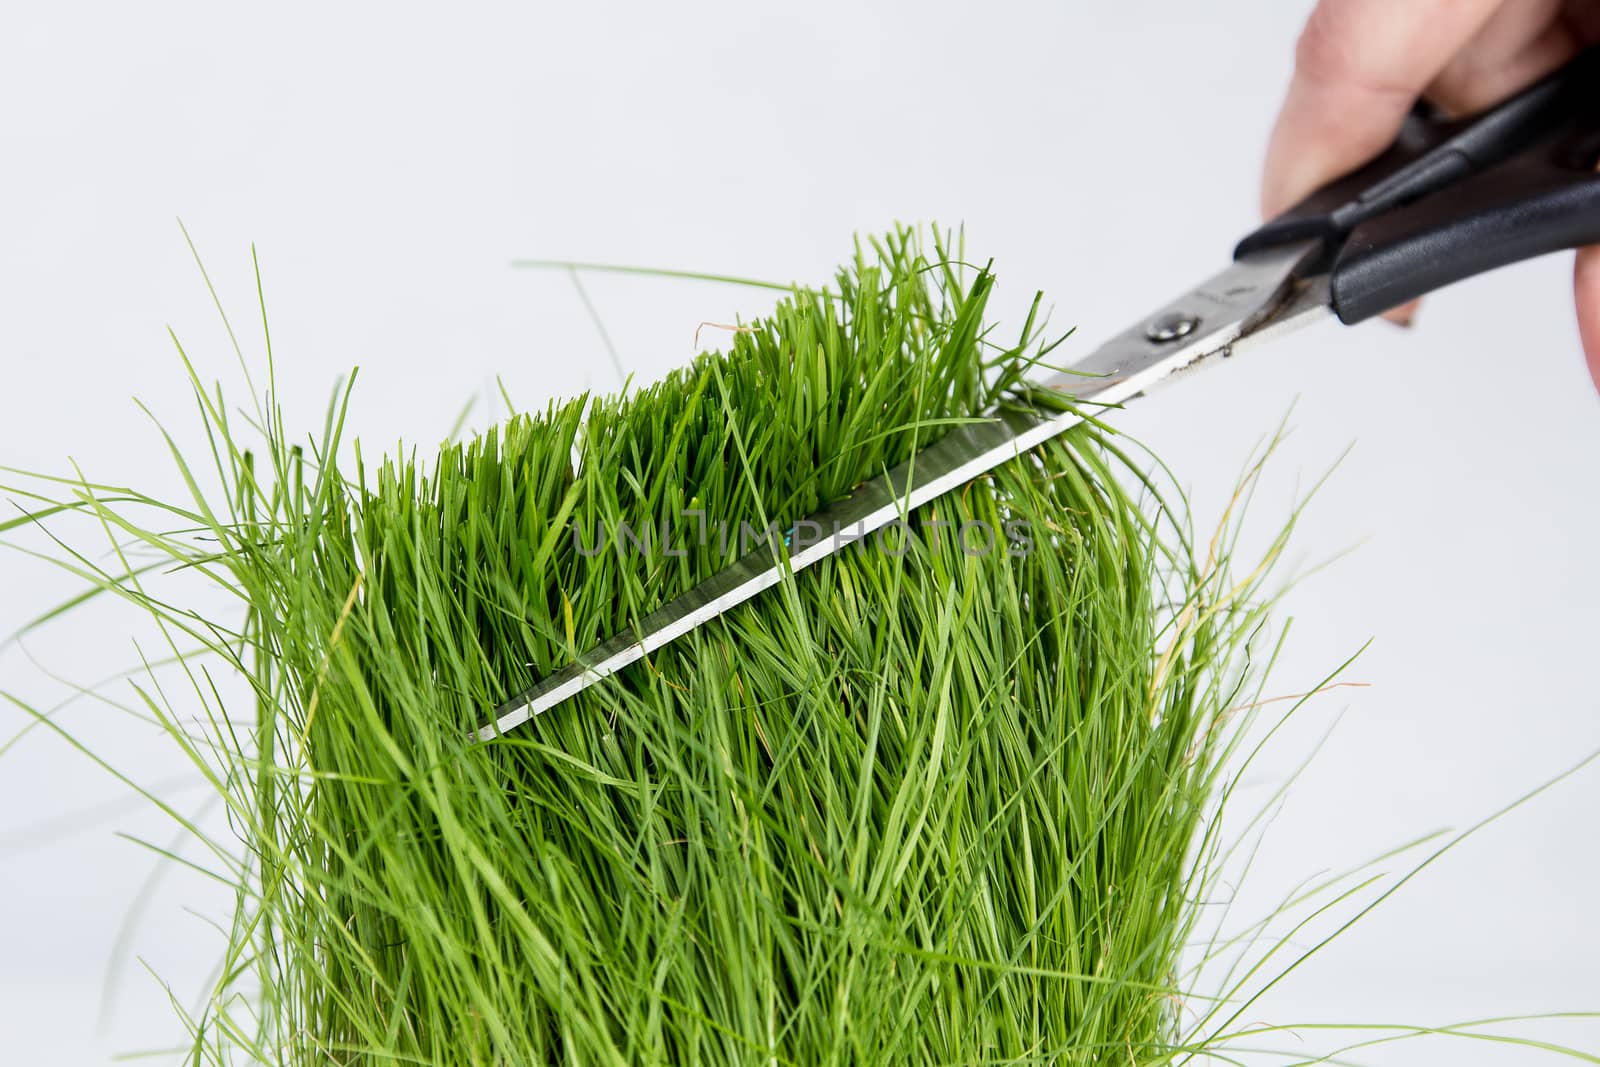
[1236,45,1600,324]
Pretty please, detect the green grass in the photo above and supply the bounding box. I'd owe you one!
[3,228,1344,1064]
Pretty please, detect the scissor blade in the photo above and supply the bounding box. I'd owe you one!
[477,240,1323,739]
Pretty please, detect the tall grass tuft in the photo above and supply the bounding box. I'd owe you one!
[5,228,1305,1064]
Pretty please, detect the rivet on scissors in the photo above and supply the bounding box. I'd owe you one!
[1145,311,1199,343]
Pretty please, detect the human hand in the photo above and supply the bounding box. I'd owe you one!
[1264,0,1600,389]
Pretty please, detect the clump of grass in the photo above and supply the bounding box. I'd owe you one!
[5,228,1300,1064]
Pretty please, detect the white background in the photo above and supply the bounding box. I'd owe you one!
[2,2,1597,1063]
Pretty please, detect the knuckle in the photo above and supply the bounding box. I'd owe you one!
[1294,3,1357,83]
[1295,1,1413,100]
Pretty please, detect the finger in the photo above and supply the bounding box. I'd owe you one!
[1382,299,1421,328]
[1263,0,1504,218]
[1574,246,1600,392]
[1427,0,1579,114]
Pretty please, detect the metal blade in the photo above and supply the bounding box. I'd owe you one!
[477,239,1324,739]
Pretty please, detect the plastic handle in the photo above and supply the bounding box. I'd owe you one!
[1235,46,1600,324]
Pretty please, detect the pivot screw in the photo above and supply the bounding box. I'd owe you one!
[1145,311,1199,343]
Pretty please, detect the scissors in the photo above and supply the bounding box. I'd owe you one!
[478,46,1600,740]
